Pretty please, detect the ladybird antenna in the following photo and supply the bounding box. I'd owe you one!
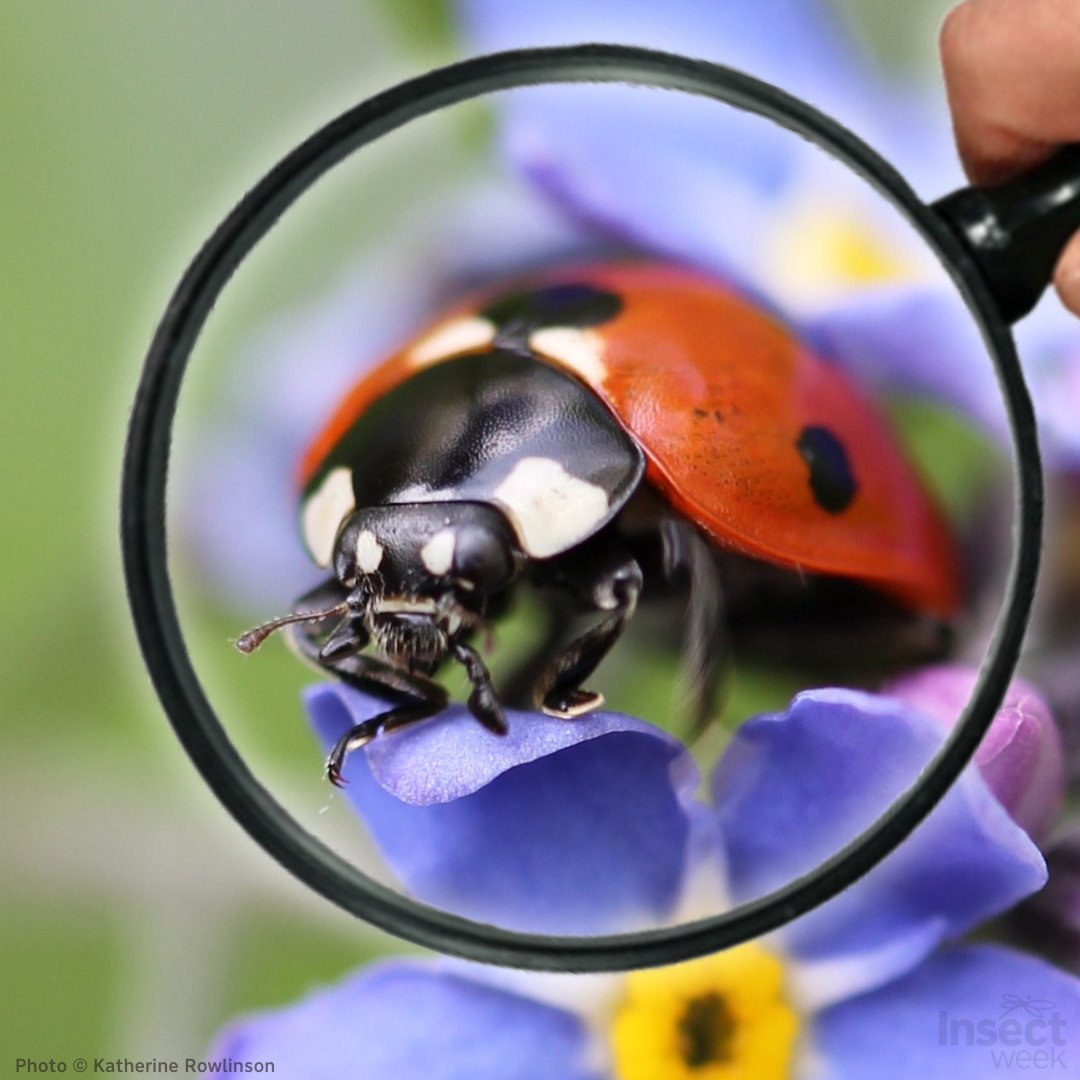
[235,601,349,655]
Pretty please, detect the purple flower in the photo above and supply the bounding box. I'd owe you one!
[213,689,1079,1078]
[885,665,1064,842]
[455,0,921,293]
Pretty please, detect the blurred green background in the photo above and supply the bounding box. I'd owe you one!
[1,0,961,1063]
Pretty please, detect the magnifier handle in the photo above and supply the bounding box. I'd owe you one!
[933,144,1080,323]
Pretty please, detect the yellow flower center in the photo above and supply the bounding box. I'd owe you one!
[806,212,912,285]
[610,944,799,1079]
[764,201,924,307]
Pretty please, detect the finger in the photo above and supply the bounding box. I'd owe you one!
[940,0,1080,185]
[1053,228,1080,316]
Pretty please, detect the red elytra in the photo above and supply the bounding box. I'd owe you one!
[299,262,961,617]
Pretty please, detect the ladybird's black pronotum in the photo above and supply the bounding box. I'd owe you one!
[238,263,960,785]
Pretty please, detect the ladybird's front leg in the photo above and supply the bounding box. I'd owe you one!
[527,545,644,719]
[323,695,448,787]
[451,640,508,735]
[313,658,450,786]
[318,673,450,786]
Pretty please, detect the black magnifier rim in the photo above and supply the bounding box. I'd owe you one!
[121,43,1043,972]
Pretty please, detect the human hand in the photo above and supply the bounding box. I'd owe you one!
[941,0,1080,314]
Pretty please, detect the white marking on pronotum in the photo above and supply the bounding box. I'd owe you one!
[355,529,384,574]
[408,316,496,368]
[529,326,608,384]
[302,466,355,568]
[420,528,456,576]
[493,457,610,558]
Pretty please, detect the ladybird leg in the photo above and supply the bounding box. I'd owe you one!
[531,551,644,719]
[660,517,728,737]
[451,641,508,735]
[324,694,448,787]
[324,648,449,697]
[498,618,564,709]
[313,652,451,786]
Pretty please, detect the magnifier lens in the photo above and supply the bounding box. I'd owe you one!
[127,47,1042,970]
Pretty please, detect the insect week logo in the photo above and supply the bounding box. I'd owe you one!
[938,994,1068,1070]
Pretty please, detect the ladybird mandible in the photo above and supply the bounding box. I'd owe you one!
[238,263,961,785]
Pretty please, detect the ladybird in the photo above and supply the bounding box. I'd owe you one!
[238,263,960,785]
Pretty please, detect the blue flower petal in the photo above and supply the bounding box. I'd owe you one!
[180,424,325,615]
[712,690,1046,998]
[212,960,603,1080]
[497,85,791,289]
[813,945,1080,1078]
[308,684,698,934]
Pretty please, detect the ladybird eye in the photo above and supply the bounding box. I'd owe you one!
[452,525,515,594]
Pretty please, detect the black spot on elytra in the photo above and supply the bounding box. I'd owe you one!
[693,407,725,423]
[482,282,622,349]
[797,426,857,514]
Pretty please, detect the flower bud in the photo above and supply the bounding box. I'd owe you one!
[886,664,1063,841]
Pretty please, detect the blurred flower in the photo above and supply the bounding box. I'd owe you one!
[213,689,1078,1078]
[455,0,929,295]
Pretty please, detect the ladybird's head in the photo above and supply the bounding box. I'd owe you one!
[330,502,522,669]
[236,501,523,668]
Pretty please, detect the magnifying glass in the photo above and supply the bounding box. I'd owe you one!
[121,44,1058,973]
